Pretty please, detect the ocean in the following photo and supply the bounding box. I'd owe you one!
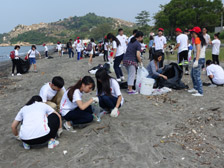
[0,45,56,62]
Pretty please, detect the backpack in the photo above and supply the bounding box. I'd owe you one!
[10,51,15,59]
[86,43,93,51]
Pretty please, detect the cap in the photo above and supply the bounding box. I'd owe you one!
[77,37,80,39]
[158,28,164,32]
[43,44,46,46]
[175,28,182,32]
[104,35,107,39]
[189,27,201,34]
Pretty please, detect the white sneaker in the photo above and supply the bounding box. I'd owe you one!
[208,84,217,88]
[63,122,72,131]
[57,128,63,137]
[121,76,125,81]
[17,73,22,76]
[12,74,14,76]
[188,88,198,93]
[116,78,121,82]
[192,93,203,97]
[48,139,59,149]
[185,71,189,75]
[23,142,30,150]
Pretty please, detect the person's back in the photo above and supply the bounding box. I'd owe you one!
[124,40,141,63]
[207,64,224,85]
[116,34,127,53]
[177,34,188,53]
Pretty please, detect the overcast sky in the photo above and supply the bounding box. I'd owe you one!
[1,0,224,34]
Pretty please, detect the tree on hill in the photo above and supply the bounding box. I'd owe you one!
[135,10,151,26]
[154,0,223,36]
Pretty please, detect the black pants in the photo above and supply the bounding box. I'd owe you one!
[149,48,153,61]
[45,51,48,57]
[212,54,219,65]
[64,106,93,125]
[104,50,108,62]
[114,54,124,79]
[178,50,189,71]
[22,113,60,145]
[12,59,21,74]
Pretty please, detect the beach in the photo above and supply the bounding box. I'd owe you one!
[0,52,224,168]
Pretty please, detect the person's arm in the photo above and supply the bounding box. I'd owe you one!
[112,48,117,59]
[11,120,20,136]
[174,43,180,50]
[152,62,167,79]
[196,44,200,61]
[76,99,94,110]
[136,51,141,63]
[115,95,122,108]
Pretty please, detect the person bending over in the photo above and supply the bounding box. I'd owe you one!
[11,96,62,150]
[206,60,224,86]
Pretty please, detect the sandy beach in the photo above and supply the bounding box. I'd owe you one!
[0,52,224,168]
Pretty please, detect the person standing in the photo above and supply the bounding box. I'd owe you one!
[123,31,143,94]
[56,42,62,57]
[153,28,167,68]
[174,28,189,74]
[116,28,128,53]
[188,27,206,96]
[27,45,41,72]
[43,44,48,58]
[76,39,82,61]
[148,36,154,60]
[103,36,109,62]
[107,33,125,82]
[210,33,221,65]
[67,39,74,58]
[128,29,138,43]
[88,38,96,65]
[11,45,22,76]
[202,27,211,70]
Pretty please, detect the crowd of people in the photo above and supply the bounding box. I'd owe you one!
[10,26,224,150]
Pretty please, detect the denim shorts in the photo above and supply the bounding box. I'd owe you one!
[29,58,36,65]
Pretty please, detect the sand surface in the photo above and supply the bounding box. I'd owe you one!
[0,52,224,168]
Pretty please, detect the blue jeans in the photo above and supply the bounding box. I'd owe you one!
[191,58,205,94]
[64,106,93,124]
[68,48,74,58]
[98,95,119,110]
[77,52,81,60]
[114,54,124,79]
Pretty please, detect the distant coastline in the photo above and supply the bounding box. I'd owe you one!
[0,42,54,47]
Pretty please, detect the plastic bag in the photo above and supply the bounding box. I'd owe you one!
[135,67,149,92]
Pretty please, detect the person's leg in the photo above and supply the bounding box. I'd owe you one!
[191,66,198,91]
[64,107,93,125]
[77,52,80,60]
[178,52,184,70]
[72,50,74,58]
[46,101,57,111]
[127,65,136,91]
[193,59,204,94]
[47,113,60,138]
[68,48,71,58]
[183,50,189,71]
[212,54,216,64]
[12,60,16,74]
[89,54,93,64]
[113,55,123,79]
[217,55,219,65]
[98,95,118,110]
[51,89,64,112]
[118,54,124,77]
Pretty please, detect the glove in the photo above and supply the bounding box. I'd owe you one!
[92,97,99,103]
[110,107,119,118]
[109,59,114,64]
[193,60,199,68]
[15,135,21,141]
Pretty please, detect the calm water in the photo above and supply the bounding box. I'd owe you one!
[0,45,55,62]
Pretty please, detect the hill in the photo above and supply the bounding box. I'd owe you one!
[0,13,135,45]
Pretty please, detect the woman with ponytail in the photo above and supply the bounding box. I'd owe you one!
[210,33,221,65]
[107,33,125,82]
[60,76,98,131]
[123,31,144,94]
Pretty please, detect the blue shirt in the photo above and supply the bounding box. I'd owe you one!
[149,40,154,48]
[147,60,162,78]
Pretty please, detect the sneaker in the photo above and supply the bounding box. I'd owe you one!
[57,128,63,137]
[192,93,203,97]
[34,70,38,73]
[63,122,72,131]
[208,84,217,88]
[188,88,198,93]
[121,76,125,81]
[12,74,14,76]
[17,73,22,76]
[23,142,30,150]
[116,78,121,82]
[185,71,189,75]
[48,139,59,149]
[88,63,92,66]
[128,90,138,95]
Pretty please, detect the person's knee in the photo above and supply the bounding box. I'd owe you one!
[46,101,57,110]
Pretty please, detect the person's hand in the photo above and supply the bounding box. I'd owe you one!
[92,97,99,103]
[15,135,21,141]
[139,62,143,68]
[193,60,199,68]
[110,107,119,117]
[163,75,168,80]
[109,58,114,64]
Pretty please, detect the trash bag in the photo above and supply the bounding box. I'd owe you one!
[18,58,29,74]
[135,67,149,92]
[157,62,188,90]
[88,64,111,75]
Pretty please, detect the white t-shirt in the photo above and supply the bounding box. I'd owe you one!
[44,46,48,52]
[28,49,40,58]
[154,35,167,52]
[39,83,66,103]
[116,34,128,53]
[76,43,83,52]
[89,42,96,54]
[60,89,83,116]
[207,64,224,85]
[176,34,188,53]
[57,44,62,51]
[203,34,210,48]
[15,50,19,59]
[112,41,124,57]
[212,39,221,55]
[128,35,134,43]
[104,42,109,51]
[15,102,54,140]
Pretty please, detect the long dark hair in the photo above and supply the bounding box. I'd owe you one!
[25,96,42,106]
[196,32,206,47]
[95,68,112,96]
[131,31,144,43]
[214,32,220,38]
[67,76,95,102]
[107,33,120,46]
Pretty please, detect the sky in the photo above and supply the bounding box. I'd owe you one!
[0,0,171,34]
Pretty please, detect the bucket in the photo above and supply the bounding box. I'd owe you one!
[140,77,155,95]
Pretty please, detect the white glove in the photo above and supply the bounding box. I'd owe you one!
[92,97,99,103]
[15,135,21,141]
[110,107,119,117]
[193,60,199,68]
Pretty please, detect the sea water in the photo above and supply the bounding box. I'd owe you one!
[0,45,55,62]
